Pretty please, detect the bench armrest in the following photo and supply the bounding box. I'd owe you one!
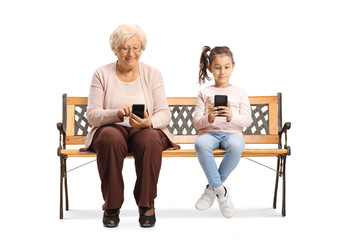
[278,122,291,155]
[57,122,66,156]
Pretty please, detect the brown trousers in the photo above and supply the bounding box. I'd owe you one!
[89,124,170,210]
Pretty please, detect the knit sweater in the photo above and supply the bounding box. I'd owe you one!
[84,62,178,149]
[193,85,253,136]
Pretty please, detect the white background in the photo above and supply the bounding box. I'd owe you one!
[1,0,359,239]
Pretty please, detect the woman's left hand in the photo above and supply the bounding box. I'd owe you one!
[129,111,153,128]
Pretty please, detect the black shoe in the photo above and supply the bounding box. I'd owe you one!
[103,210,120,228]
[139,208,156,228]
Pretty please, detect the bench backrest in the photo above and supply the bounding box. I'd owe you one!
[61,93,283,145]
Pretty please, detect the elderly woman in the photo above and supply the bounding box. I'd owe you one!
[83,24,179,228]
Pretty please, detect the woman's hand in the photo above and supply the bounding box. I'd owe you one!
[130,111,152,128]
[117,105,132,121]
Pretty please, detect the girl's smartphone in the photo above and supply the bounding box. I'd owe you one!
[132,104,145,118]
[214,95,228,117]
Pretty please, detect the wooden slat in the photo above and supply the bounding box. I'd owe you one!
[249,96,277,104]
[66,134,279,146]
[174,135,279,144]
[167,97,197,105]
[66,136,85,145]
[61,148,288,158]
[173,135,197,144]
[66,105,75,136]
[67,97,88,105]
[243,135,279,144]
[166,96,278,105]
[269,102,279,135]
[64,96,277,106]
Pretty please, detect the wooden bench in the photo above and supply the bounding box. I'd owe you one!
[57,93,291,219]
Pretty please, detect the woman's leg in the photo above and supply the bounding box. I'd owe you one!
[90,124,128,211]
[194,133,222,189]
[129,128,170,208]
[218,133,245,183]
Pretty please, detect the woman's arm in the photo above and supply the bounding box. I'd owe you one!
[86,71,121,127]
[149,71,171,129]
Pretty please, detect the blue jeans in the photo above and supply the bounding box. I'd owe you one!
[195,132,245,189]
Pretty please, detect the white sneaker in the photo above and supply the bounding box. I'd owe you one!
[195,185,216,211]
[216,186,236,218]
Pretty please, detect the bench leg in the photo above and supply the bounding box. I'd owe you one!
[59,156,64,219]
[282,156,287,217]
[273,157,281,209]
[64,159,69,211]
[59,155,69,219]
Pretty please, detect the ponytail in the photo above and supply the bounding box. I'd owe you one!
[198,46,211,85]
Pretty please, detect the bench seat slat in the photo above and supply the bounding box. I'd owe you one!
[60,148,288,158]
[66,134,280,145]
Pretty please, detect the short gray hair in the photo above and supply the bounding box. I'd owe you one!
[110,24,147,53]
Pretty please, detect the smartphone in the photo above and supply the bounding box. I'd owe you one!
[214,95,228,117]
[132,104,145,118]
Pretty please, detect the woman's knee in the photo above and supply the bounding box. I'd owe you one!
[131,129,163,151]
[96,126,126,148]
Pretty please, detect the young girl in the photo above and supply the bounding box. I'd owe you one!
[193,46,253,218]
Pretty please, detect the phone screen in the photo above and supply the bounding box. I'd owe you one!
[132,104,145,118]
[214,95,227,117]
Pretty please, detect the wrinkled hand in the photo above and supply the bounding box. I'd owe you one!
[130,111,152,128]
[117,105,132,121]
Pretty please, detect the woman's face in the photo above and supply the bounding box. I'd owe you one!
[208,54,235,88]
[116,35,142,69]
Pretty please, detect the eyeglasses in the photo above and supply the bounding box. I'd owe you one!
[119,46,142,54]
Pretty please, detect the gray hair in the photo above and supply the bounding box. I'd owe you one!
[109,24,147,53]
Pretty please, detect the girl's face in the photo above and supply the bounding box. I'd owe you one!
[208,54,235,88]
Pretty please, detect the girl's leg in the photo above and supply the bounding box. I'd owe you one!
[194,133,221,188]
[218,133,245,183]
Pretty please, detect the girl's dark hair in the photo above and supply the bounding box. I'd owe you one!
[198,46,235,85]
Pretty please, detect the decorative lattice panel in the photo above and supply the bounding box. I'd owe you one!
[167,106,198,135]
[71,104,270,136]
[243,104,269,135]
[74,105,91,136]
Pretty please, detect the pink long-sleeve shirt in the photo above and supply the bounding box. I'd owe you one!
[84,62,178,149]
[193,85,253,136]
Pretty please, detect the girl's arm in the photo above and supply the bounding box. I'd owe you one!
[229,92,253,128]
[193,91,212,130]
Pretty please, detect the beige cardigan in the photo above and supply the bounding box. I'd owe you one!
[84,62,179,149]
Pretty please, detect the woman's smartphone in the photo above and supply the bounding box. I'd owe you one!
[214,95,228,117]
[132,104,145,118]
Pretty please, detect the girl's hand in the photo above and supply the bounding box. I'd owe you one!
[220,102,233,122]
[130,111,152,128]
[212,102,233,122]
[208,103,217,123]
[117,105,132,121]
